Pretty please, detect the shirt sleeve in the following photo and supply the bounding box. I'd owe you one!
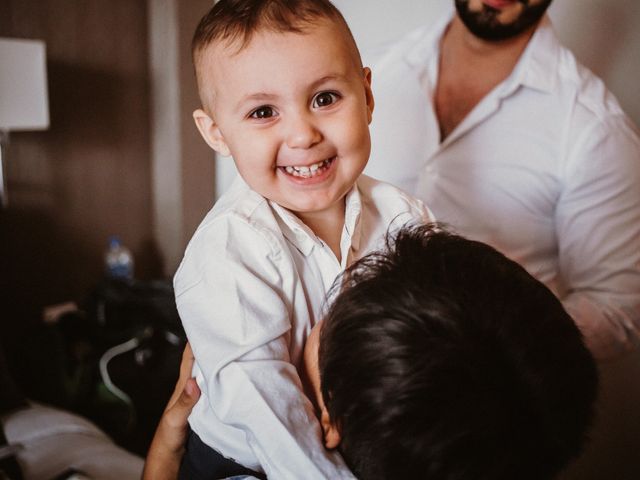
[556,113,640,360]
[174,215,354,479]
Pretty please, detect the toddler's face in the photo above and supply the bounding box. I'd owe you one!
[194,19,374,224]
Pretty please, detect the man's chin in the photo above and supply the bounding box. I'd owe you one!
[455,0,553,42]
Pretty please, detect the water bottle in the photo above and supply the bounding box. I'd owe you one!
[104,235,134,280]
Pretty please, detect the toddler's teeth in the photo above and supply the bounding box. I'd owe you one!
[283,157,334,178]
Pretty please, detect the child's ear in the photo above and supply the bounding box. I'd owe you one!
[363,67,375,124]
[320,408,341,449]
[193,108,231,157]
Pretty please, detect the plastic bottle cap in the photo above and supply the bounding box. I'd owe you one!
[108,235,122,248]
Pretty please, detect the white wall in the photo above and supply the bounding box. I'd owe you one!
[333,0,446,48]
[549,0,640,127]
[215,0,640,198]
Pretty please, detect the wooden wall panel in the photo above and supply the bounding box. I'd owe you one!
[0,0,158,343]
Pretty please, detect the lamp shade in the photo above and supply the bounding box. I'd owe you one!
[0,38,49,131]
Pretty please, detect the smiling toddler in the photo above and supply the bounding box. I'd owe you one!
[174,1,431,478]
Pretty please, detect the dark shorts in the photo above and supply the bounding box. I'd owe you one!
[178,428,267,480]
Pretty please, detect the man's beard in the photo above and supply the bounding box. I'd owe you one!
[455,0,553,41]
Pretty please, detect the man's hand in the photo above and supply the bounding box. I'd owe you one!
[142,343,200,480]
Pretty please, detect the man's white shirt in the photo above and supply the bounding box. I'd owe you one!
[364,8,640,359]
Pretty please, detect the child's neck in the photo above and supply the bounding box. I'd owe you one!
[295,200,346,263]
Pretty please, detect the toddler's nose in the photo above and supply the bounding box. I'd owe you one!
[285,112,322,150]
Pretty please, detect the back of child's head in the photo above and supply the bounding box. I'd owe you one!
[192,0,359,107]
[319,223,598,480]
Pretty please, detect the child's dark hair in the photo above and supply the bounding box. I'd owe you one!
[192,0,360,95]
[319,223,598,480]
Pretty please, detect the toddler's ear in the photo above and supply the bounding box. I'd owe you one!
[320,409,341,449]
[363,67,374,124]
[193,108,231,157]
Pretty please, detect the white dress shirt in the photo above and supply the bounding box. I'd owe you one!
[364,9,640,359]
[174,174,430,479]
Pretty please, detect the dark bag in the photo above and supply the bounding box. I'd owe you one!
[82,278,187,455]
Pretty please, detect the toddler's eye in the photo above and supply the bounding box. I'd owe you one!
[313,92,339,108]
[250,106,276,119]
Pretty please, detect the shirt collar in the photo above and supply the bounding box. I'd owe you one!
[515,16,561,94]
[403,5,452,76]
[269,183,363,257]
[344,181,363,254]
[402,8,561,97]
[484,16,561,98]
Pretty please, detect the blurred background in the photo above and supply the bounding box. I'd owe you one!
[0,0,639,475]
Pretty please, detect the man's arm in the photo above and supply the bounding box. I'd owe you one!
[142,344,200,480]
[557,113,640,360]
